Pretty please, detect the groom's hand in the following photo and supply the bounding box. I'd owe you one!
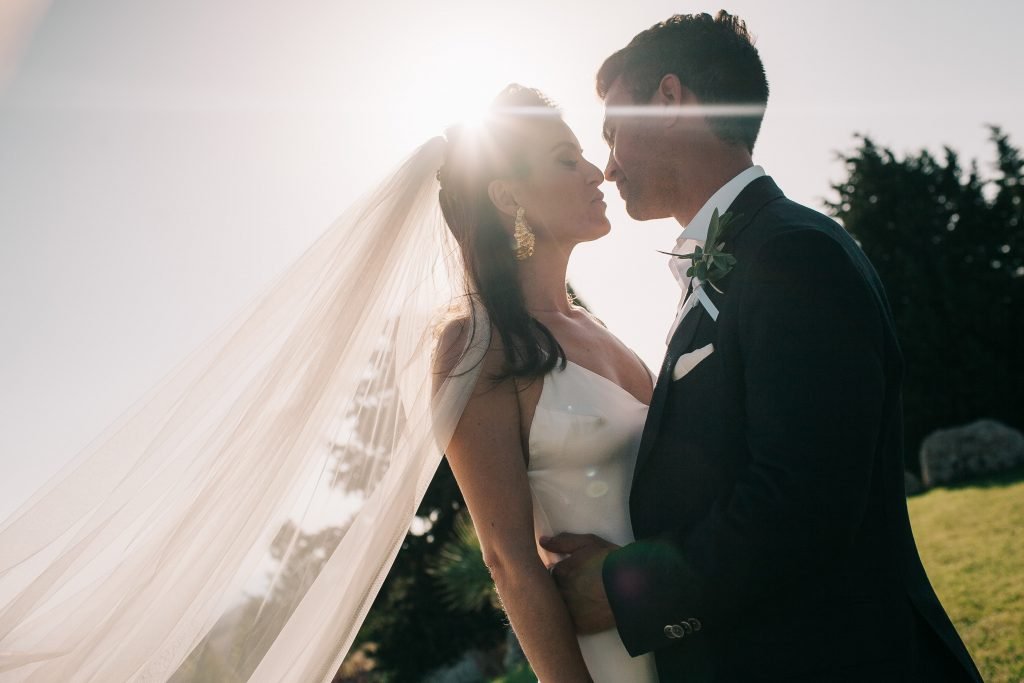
[540,533,618,635]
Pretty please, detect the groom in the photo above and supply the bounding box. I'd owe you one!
[541,11,983,682]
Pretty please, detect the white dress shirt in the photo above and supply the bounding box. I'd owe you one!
[666,165,766,343]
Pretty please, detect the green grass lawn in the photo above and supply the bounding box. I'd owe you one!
[908,470,1024,683]
[492,472,1024,683]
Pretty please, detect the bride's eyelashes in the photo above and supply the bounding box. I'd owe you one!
[559,159,579,169]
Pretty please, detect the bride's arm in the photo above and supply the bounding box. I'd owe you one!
[435,322,593,683]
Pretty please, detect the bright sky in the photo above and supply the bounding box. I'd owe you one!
[1,0,1022,512]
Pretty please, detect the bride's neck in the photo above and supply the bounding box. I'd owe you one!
[517,241,574,315]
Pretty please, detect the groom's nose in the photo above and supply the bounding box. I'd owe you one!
[604,152,621,182]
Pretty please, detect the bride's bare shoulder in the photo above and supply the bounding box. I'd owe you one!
[432,314,503,386]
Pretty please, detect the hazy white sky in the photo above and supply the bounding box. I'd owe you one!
[1,0,1022,510]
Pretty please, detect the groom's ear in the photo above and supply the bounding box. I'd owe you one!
[487,179,520,221]
[652,74,684,105]
[654,74,699,127]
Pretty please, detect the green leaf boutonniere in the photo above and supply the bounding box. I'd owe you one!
[660,209,742,293]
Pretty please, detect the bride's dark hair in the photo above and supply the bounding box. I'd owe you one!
[437,84,567,380]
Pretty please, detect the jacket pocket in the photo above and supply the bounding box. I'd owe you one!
[672,343,714,381]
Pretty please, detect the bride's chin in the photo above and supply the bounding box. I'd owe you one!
[563,217,612,245]
[585,220,613,241]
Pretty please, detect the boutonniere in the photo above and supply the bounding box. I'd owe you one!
[660,209,741,293]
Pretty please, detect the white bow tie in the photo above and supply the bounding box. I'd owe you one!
[668,237,703,293]
[666,237,713,344]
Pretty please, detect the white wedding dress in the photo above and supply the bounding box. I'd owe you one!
[528,360,659,683]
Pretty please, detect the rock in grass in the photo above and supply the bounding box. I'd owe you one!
[920,419,1024,488]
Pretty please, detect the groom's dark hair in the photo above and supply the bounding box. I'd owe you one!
[597,11,769,153]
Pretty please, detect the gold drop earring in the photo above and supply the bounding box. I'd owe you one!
[513,206,535,260]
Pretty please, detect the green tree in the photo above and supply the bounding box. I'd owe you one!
[827,127,1023,467]
[426,509,500,614]
[350,459,508,682]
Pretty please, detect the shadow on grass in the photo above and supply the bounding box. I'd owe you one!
[929,466,1024,492]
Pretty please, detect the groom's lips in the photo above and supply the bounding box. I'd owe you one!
[592,191,605,204]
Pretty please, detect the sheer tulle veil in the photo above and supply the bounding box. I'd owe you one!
[0,135,490,681]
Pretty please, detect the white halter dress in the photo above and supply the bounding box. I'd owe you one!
[527,360,659,683]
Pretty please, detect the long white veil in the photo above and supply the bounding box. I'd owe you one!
[0,136,488,682]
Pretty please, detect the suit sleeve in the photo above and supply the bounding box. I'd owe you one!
[604,228,888,656]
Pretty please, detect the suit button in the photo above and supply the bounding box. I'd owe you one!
[663,625,678,639]
[680,621,693,635]
[671,624,686,638]
[687,618,702,632]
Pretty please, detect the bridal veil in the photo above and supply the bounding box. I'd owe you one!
[0,136,488,681]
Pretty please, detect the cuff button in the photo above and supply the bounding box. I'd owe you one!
[664,624,686,639]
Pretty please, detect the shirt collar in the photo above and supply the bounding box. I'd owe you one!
[676,165,765,245]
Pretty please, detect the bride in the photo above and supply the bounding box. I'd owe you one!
[434,85,657,682]
[0,85,656,682]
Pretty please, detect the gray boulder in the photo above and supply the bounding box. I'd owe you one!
[919,419,1024,487]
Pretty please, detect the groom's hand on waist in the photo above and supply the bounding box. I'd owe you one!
[540,533,619,635]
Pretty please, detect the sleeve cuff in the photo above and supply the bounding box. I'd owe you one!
[602,538,709,657]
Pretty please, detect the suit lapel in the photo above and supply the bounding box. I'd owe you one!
[634,304,705,477]
[632,176,786,482]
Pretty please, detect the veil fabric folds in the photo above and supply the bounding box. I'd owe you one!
[0,136,488,682]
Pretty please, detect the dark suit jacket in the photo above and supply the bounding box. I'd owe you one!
[603,177,983,682]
